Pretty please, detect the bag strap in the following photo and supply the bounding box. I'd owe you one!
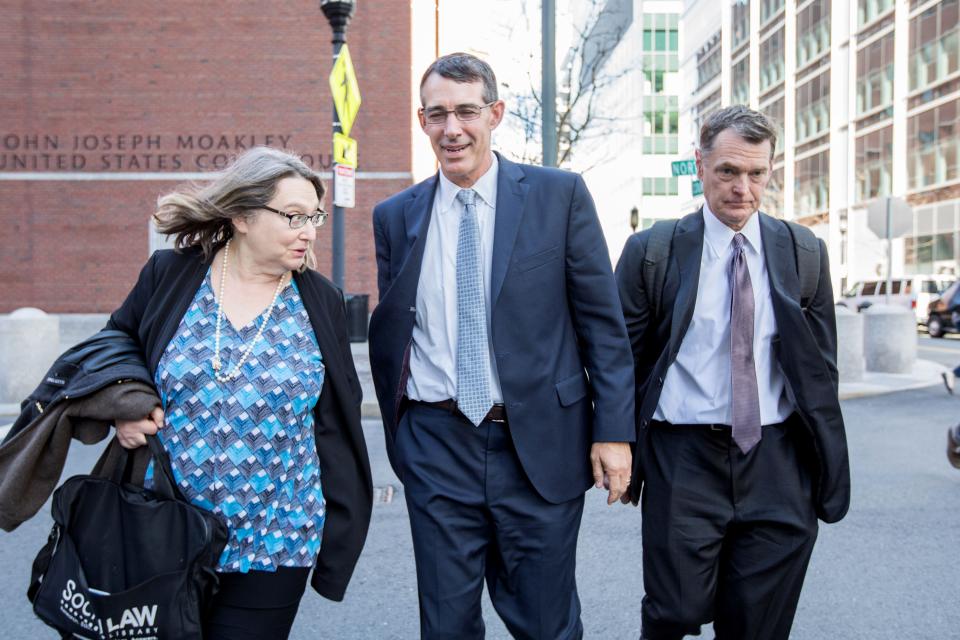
[145,434,184,502]
[783,220,821,309]
[642,219,679,320]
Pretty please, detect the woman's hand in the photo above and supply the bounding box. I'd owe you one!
[115,406,164,449]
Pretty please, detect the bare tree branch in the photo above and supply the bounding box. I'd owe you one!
[504,0,635,171]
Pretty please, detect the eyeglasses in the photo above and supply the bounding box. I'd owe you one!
[419,102,496,126]
[261,205,328,229]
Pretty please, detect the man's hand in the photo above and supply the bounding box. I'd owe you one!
[590,441,632,505]
[116,406,164,449]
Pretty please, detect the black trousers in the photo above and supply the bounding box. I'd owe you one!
[640,417,818,640]
[397,402,585,640]
[203,566,310,640]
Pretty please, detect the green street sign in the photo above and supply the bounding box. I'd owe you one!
[692,179,703,196]
[671,159,696,176]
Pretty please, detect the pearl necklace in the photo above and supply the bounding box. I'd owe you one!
[212,239,288,383]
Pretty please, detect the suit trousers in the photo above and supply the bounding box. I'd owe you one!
[397,402,585,640]
[639,417,818,640]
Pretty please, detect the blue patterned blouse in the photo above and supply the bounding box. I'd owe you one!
[152,271,326,573]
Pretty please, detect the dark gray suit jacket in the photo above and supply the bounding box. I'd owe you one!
[615,209,850,523]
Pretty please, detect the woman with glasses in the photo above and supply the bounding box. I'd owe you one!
[108,146,372,639]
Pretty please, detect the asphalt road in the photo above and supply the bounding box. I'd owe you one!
[918,331,960,370]
[2,385,958,639]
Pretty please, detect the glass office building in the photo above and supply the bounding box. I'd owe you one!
[680,0,960,290]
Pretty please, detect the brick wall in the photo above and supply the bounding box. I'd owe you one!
[0,1,412,312]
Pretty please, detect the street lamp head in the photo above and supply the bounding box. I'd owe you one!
[320,0,356,30]
[630,206,639,232]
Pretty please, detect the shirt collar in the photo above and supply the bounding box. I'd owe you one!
[702,200,762,258]
[436,152,499,214]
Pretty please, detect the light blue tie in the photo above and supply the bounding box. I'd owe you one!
[455,188,493,426]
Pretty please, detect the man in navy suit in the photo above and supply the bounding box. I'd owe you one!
[368,53,635,639]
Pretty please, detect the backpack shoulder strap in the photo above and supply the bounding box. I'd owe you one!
[783,220,821,309]
[642,219,679,319]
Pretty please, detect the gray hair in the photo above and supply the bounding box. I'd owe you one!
[153,146,325,271]
[419,52,499,105]
[700,105,778,161]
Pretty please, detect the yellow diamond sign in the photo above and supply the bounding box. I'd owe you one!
[333,132,358,168]
[329,44,362,136]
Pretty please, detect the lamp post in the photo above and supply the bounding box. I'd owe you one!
[320,0,356,289]
[630,206,639,233]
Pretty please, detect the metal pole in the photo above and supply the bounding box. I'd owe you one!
[331,26,346,289]
[542,0,557,167]
[885,195,892,305]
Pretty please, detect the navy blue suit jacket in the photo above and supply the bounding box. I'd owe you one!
[368,153,635,504]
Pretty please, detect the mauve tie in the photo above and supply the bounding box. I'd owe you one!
[730,232,761,454]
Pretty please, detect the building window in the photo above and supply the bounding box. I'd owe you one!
[765,166,785,218]
[695,89,722,137]
[643,95,679,154]
[905,234,956,272]
[760,0,785,26]
[697,32,722,90]
[796,72,830,142]
[643,26,678,52]
[644,70,667,93]
[909,0,959,93]
[857,33,895,116]
[795,151,829,214]
[732,55,750,105]
[732,0,750,50]
[642,52,680,72]
[858,0,894,27]
[908,99,960,190]
[642,177,680,196]
[760,29,786,93]
[855,126,893,202]
[761,97,785,155]
[797,0,831,68]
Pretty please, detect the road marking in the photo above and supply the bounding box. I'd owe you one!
[918,345,960,354]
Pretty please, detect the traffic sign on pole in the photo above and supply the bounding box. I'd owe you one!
[672,159,697,177]
[329,44,362,136]
[333,132,358,168]
[333,164,356,208]
[692,179,703,196]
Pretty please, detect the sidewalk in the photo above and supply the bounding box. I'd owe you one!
[1,342,949,436]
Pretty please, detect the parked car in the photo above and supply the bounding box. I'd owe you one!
[925,279,960,337]
[838,275,954,323]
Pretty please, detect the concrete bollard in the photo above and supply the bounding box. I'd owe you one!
[862,304,916,374]
[835,305,865,382]
[0,308,61,404]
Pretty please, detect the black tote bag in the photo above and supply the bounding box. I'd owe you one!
[28,436,228,639]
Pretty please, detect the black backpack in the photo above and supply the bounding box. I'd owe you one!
[28,436,228,640]
[641,217,821,320]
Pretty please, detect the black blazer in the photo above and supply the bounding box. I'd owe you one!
[616,209,851,523]
[106,247,372,601]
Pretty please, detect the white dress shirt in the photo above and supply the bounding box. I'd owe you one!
[654,204,794,425]
[407,154,503,403]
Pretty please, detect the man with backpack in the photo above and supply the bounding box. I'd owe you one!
[615,106,851,640]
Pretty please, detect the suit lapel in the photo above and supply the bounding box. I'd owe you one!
[491,154,529,307]
[667,210,705,359]
[404,175,438,249]
[387,176,438,308]
[759,213,800,307]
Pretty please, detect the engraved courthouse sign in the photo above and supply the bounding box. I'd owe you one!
[0,132,334,172]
